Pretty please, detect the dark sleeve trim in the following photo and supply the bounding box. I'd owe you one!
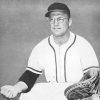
[83,66,100,72]
[18,70,40,93]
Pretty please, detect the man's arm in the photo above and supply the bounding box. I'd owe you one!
[18,70,40,92]
[82,67,100,81]
[88,67,99,77]
[64,66,100,100]
[0,70,40,98]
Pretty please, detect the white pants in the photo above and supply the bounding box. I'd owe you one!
[19,83,100,100]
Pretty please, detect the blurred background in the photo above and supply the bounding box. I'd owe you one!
[0,0,100,100]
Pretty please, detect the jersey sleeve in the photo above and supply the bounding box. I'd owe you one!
[27,46,43,75]
[79,37,99,71]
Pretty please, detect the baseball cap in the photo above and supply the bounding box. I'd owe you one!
[45,2,70,18]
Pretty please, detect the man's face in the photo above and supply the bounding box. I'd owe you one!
[49,11,70,37]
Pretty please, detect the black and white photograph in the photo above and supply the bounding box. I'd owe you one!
[0,0,100,100]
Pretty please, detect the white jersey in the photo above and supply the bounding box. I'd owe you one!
[27,31,99,83]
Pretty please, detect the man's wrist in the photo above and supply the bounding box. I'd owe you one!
[14,81,28,93]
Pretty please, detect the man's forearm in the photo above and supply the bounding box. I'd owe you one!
[18,70,40,92]
[14,81,28,93]
[89,68,99,77]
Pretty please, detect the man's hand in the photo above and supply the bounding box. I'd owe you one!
[0,85,20,98]
[64,68,100,100]
[0,81,28,99]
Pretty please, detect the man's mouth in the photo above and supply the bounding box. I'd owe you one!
[54,28,61,30]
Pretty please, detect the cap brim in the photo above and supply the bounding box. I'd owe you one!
[45,11,52,17]
[45,10,67,17]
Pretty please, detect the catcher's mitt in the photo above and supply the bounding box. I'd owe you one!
[64,71,99,100]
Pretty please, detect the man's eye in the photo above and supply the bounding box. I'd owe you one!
[58,19,60,21]
[58,18,64,22]
[50,18,53,21]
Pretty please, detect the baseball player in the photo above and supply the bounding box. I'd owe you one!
[0,2,100,100]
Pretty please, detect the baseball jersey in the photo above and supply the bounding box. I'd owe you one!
[26,31,99,83]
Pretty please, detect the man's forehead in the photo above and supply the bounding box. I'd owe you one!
[50,11,67,18]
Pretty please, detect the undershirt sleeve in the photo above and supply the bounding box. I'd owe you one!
[18,70,40,93]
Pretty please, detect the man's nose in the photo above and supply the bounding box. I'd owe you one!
[54,19,59,26]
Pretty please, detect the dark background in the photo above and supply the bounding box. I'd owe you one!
[0,0,100,100]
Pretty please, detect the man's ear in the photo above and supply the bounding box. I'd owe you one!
[69,18,72,26]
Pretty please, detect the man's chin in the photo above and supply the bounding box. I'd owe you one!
[53,33,65,37]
